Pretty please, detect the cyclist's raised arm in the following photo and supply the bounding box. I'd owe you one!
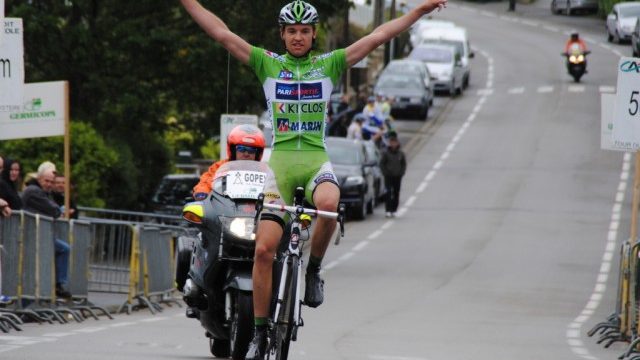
[345,0,447,67]
[180,0,252,64]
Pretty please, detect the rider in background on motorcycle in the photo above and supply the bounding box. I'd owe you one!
[564,32,588,54]
[192,124,265,201]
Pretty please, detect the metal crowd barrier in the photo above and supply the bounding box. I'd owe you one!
[0,211,107,329]
[0,209,183,331]
[588,239,640,359]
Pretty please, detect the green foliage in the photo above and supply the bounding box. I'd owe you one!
[5,0,348,209]
[598,0,616,16]
[0,121,118,207]
[200,138,221,161]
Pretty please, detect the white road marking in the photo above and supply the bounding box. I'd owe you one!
[537,86,554,93]
[568,85,585,93]
[508,87,525,94]
[599,85,615,93]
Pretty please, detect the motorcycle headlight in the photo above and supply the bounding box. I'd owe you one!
[219,216,255,241]
[577,54,584,62]
[344,176,364,186]
[569,55,577,63]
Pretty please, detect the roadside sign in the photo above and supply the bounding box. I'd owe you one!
[1,0,5,45]
[0,81,67,140]
[0,18,24,112]
[220,114,258,160]
[612,57,640,150]
[601,93,625,151]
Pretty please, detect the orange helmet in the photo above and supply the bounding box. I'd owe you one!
[227,124,266,161]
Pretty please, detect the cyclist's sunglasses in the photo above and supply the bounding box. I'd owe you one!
[236,145,258,154]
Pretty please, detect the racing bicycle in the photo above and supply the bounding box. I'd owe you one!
[254,187,345,360]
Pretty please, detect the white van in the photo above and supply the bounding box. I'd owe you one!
[410,19,455,47]
[418,27,474,89]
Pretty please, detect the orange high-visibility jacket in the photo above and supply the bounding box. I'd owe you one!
[192,159,229,195]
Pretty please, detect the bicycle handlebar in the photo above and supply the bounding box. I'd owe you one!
[253,193,346,243]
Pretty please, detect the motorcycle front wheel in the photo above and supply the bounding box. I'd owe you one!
[230,290,254,360]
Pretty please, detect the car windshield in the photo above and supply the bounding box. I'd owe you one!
[385,62,423,74]
[410,47,453,63]
[620,5,640,17]
[212,160,271,199]
[327,142,363,165]
[152,176,199,205]
[423,39,464,56]
[377,75,423,90]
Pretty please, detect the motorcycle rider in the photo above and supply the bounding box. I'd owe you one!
[180,0,448,358]
[564,32,588,54]
[192,124,266,201]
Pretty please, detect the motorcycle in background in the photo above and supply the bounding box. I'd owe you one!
[562,45,590,82]
[176,160,270,359]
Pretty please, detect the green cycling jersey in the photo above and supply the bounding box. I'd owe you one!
[249,46,347,151]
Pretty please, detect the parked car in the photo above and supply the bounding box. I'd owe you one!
[551,0,598,15]
[150,174,200,215]
[606,2,640,43]
[378,59,435,105]
[409,43,465,96]
[632,18,640,57]
[374,61,433,120]
[326,137,376,220]
[362,139,386,206]
[418,26,474,89]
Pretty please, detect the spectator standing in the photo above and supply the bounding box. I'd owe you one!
[0,159,23,210]
[379,132,407,218]
[21,164,71,298]
[52,174,77,219]
[346,115,364,140]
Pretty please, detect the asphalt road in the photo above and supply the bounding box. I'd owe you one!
[1,1,634,359]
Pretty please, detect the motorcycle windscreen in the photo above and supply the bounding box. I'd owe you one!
[212,160,272,200]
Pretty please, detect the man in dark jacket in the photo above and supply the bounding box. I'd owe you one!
[379,132,407,217]
[21,165,71,298]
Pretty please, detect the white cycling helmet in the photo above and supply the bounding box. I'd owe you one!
[279,0,319,25]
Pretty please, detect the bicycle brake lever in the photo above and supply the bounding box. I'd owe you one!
[335,203,346,245]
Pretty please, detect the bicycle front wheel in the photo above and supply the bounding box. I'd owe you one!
[273,256,299,360]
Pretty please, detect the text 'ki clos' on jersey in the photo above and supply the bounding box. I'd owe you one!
[249,47,348,151]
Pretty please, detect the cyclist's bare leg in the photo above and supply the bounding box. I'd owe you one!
[310,182,340,258]
[253,219,283,318]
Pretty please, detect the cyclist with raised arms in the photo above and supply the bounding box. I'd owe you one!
[180,0,447,358]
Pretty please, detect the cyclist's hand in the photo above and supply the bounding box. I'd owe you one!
[418,0,447,13]
[194,192,208,201]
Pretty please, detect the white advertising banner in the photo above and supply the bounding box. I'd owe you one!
[220,114,258,160]
[601,93,630,151]
[0,81,67,140]
[0,18,24,112]
[612,57,640,150]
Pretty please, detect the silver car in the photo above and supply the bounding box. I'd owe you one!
[606,2,640,43]
[409,43,465,97]
[633,18,640,57]
[551,0,598,15]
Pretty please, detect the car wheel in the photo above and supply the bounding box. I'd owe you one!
[614,30,621,44]
[634,47,639,57]
[352,197,366,220]
[456,83,464,96]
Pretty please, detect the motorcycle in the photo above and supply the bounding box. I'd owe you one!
[176,160,271,359]
[562,46,590,83]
